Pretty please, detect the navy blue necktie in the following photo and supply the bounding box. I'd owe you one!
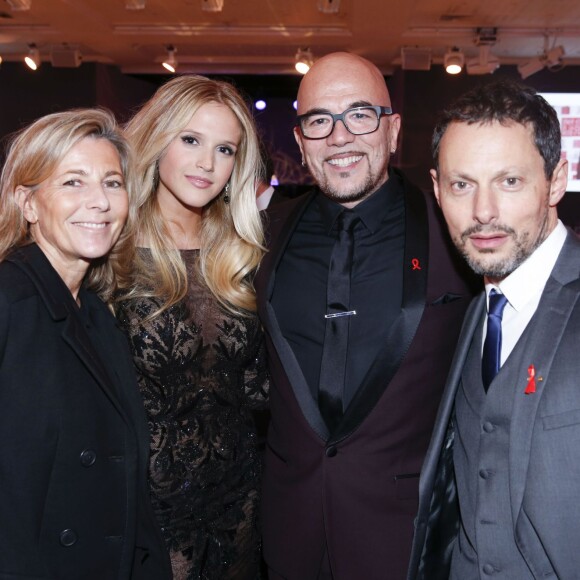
[318,210,359,432]
[482,289,508,392]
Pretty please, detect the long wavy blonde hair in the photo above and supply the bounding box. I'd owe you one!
[0,108,135,302]
[116,75,265,316]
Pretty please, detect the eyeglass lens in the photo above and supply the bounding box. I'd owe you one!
[301,107,380,138]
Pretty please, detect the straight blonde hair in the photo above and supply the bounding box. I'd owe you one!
[117,75,265,316]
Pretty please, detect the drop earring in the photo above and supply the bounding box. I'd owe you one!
[223,182,230,204]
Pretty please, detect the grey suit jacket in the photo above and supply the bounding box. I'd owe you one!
[408,231,580,580]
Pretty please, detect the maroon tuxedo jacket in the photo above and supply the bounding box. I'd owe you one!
[255,170,478,580]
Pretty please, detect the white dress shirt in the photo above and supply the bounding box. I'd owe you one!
[484,220,567,365]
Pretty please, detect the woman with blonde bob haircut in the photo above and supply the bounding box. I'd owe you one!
[0,108,134,300]
[116,76,269,579]
[0,108,171,579]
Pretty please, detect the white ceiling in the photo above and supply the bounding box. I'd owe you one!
[0,0,579,75]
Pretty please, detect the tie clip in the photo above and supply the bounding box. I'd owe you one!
[325,310,357,319]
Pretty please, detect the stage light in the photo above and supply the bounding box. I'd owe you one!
[466,45,500,75]
[295,48,314,75]
[24,44,40,71]
[293,100,298,111]
[255,99,267,111]
[518,44,565,79]
[518,57,544,79]
[51,47,82,68]
[444,47,464,75]
[545,45,565,69]
[162,45,177,73]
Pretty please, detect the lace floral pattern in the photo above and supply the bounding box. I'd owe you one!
[117,250,268,580]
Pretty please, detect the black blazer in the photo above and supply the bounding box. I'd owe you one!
[0,244,171,580]
[256,170,480,580]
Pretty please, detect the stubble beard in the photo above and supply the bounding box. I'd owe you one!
[455,205,552,280]
[315,155,390,205]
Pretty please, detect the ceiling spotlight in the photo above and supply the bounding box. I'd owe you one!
[125,0,145,8]
[518,45,565,79]
[467,28,500,75]
[467,45,500,75]
[545,45,565,69]
[162,45,177,73]
[444,47,464,75]
[201,0,224,12]
[6,0,31,10]
[51,46,82,68]
[518,57,544,79]
[295,48,314,75]
[24,44,40,71]
[254,99,267,111]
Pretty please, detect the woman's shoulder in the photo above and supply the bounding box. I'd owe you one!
[0,258,38,304]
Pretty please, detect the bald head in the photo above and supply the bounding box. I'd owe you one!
[297,52,392,115]
[294,51,401,207]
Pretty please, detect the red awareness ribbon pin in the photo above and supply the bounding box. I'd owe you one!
[524,364,536,395]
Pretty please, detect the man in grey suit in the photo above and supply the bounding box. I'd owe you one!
[408,79,578,580]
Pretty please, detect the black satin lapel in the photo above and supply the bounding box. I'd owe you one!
[331,182,429,443]
[257,192,330,439]
[266,303,329,440]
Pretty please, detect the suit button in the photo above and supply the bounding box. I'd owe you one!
[482,563,496,575]
[483,422,495,433]
[80,449,97,467]
[325,445,337,458]
[60,529,78,547]
[479,469,490,479]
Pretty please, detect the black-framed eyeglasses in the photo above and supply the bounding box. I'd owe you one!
[296,105,393,139]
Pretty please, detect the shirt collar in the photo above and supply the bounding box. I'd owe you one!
[316,168,403,235]
[485,220,567,312]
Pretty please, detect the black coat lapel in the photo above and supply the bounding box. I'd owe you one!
[7,244,129,422]
[331,174,430,442]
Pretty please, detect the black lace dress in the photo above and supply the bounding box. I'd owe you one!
[116,250,268,580]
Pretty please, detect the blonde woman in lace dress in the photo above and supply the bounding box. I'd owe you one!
[115,76,268,580]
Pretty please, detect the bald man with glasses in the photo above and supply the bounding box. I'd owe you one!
[254,52,478,580]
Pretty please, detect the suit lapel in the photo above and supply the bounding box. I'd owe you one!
[509,233,580,521]
[418,292,483,505]
[331,177,430,442]
[258,192,330,439]
[8,244,129,422]
[257,191,315,326]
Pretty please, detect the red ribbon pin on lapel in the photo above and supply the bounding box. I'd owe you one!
[411,258,421,270]
[525,364,536,395]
